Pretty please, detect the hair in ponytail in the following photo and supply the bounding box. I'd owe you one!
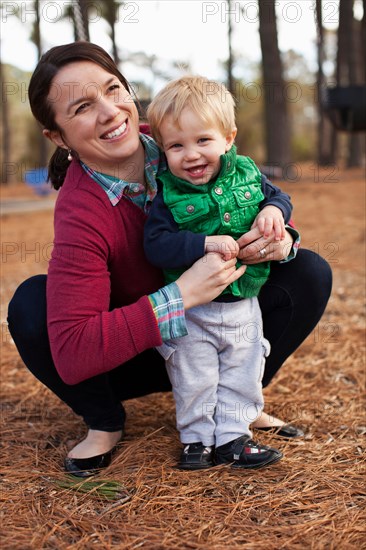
[48,148,72,190]
[28,42,131,189]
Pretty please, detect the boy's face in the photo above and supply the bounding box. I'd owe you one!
[159,108,236,185]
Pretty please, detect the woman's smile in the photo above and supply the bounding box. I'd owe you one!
[100,119,128,140]
[48,61,142,177]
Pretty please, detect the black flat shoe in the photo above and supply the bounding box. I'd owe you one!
[254,423,304,439]
[177,442,214,470]
[64,445,119,478]
[215,435,282,469]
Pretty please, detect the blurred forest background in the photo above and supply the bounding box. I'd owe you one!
[0,0,365,186]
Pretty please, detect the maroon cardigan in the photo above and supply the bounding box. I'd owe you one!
[47,160,164,385]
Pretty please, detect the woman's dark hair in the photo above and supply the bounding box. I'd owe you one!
[29,42,131,189]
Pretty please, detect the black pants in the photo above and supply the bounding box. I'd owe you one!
[7,249,332,432]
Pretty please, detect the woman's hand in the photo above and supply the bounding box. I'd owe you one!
[205,235,239,260]
[176,253,246,310]
[237,227,294,264]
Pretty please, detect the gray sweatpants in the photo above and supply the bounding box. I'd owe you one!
[157,298,270,448]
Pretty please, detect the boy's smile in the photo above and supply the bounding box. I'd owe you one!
[160,109,236,185]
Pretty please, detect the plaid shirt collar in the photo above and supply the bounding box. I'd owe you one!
[81,133,166,212]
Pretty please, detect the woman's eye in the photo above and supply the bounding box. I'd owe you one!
[109,84,125,99]
[109,84,125,102]
[75,103,89,115]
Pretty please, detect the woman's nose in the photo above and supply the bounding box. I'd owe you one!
[99,98,120,122]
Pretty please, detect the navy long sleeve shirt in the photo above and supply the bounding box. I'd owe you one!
[144,174,292,270]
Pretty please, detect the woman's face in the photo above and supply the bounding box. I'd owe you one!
[45,61,141,176]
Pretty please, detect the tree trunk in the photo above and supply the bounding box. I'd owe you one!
[348,14,365,167]
[227,0,235,96]
[103,1,120,65]
[33,0,41,56]
[316,0,337,165]
[337,0,365,167]
[33,0,48,168]
[0,63,11,184]
[258,0,292,176]
[111,22,119,66]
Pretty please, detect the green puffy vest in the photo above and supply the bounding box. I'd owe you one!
[161,146,270,298]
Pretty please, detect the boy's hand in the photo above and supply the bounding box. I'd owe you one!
[205,235,239,261]
[252,206,285,241]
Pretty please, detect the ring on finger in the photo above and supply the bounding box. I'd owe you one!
[259,248,267,259]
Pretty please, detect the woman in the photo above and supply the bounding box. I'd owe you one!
[7,42,332,477]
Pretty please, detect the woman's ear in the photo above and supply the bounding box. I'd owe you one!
[43,129,66,149]
[225,127,237,151]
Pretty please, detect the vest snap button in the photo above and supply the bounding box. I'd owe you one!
[244,191,251,199]
[224,212,231,222]
[215,187,223,195]
[186,204,195,213]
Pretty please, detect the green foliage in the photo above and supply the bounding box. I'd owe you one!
[1,64,52,183]
[234,73,318,163]
[232,79,263,161]
[55,476,131,501]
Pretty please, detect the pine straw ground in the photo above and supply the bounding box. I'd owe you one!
[1,164,365,549]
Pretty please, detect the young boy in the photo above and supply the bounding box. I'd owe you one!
[144,76,296,470]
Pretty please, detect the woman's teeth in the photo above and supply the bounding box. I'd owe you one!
[103,122,127,139]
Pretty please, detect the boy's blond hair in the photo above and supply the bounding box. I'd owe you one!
[147,75,236,149]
